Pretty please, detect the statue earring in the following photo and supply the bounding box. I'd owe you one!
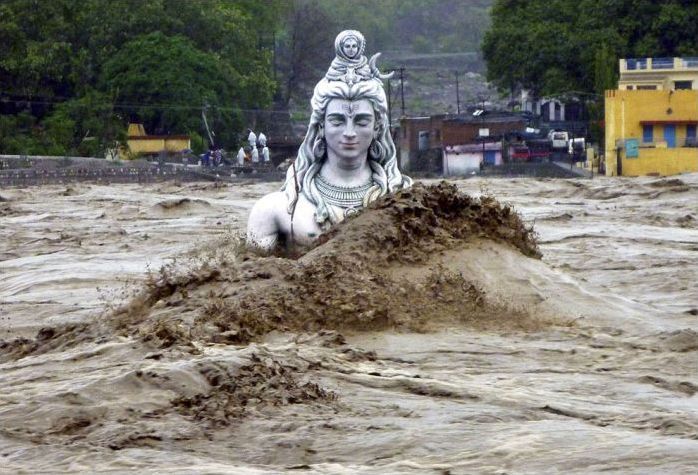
[313,136,326,159]
[369,139,383,159]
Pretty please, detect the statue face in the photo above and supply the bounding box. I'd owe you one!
[324,98,375,168]
[342,37,359,59]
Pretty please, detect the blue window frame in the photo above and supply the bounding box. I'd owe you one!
[687,125,696,139]
[642,124,653,143]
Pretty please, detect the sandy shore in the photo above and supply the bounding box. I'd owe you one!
[1,176,697,473]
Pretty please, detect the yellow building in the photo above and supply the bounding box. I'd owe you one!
[605,58,698,176]
[120,123,191,160]
[618,57,698,91]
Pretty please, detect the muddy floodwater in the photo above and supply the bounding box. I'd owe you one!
[1,175,697,474]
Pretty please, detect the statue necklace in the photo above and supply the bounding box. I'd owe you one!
[315,173,373,216]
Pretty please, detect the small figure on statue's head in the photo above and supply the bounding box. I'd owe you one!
[336,30,364,61]
[325,30,393,86]
[246,30,411,251]
[326,30,368,85]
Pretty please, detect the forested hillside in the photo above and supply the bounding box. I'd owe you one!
[0,0,493,155]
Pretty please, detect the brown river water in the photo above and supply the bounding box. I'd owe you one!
[1,175,697,474]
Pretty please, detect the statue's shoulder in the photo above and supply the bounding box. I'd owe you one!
[249,190,289,221]
[247,190,291,248]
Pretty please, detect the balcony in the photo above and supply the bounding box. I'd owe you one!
[621,57,698,72]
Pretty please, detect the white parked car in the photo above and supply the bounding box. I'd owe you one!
[548,130,569,151]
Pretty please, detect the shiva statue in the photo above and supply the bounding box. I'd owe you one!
[246,30,412,250]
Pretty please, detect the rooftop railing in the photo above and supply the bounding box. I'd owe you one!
[623,57,698,71]
[625,58,648,70]
[652,57,674,69]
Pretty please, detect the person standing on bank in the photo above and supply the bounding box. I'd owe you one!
[246,30,411,250]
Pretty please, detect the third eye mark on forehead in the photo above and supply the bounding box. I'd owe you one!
[326,102,373,118]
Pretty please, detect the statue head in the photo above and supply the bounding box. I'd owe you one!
[282,30,411,228]
[334,30,365,62]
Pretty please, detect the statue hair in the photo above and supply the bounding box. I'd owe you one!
[281,77,412,227]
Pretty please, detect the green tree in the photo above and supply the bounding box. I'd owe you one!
[43,90,125,156]
[593,44,617,96]
[483,0,698,98]
[0,0,282,154]
[100,33,237,137]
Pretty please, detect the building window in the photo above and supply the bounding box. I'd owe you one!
[642,124,653,143]
[627,85,634,90]
[687,125,697,139]
[674,80,692,90]
[637,85,658,90]
[418,131,429,151]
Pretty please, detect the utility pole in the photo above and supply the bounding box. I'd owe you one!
[398,67,406,117]
[387,78,392,130]
[455,70,461,115]
[201,104,215,148]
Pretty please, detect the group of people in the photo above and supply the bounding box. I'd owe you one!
[198,130,272,168]
[236,130,271,166]
[200,147,224,167]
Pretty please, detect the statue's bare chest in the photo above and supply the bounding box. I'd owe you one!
[277,195,324,245]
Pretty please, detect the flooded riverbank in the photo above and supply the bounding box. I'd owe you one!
[1,175,697,473]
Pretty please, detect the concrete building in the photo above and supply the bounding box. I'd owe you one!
[521,90,566,121]
[397,115,451,172]
[605,57,698,176]
[618,57,698,91]
[441,114,526,146]
[399,112,525,175]
[520,90,587,136]
[444,142,502,175]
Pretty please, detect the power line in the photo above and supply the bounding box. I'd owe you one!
[545,90,604,99]
[0,96,293,115]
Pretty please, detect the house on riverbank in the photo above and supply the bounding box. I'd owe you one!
[398,111,526,176]
[121,123,190,160]
[605,57,698,176]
